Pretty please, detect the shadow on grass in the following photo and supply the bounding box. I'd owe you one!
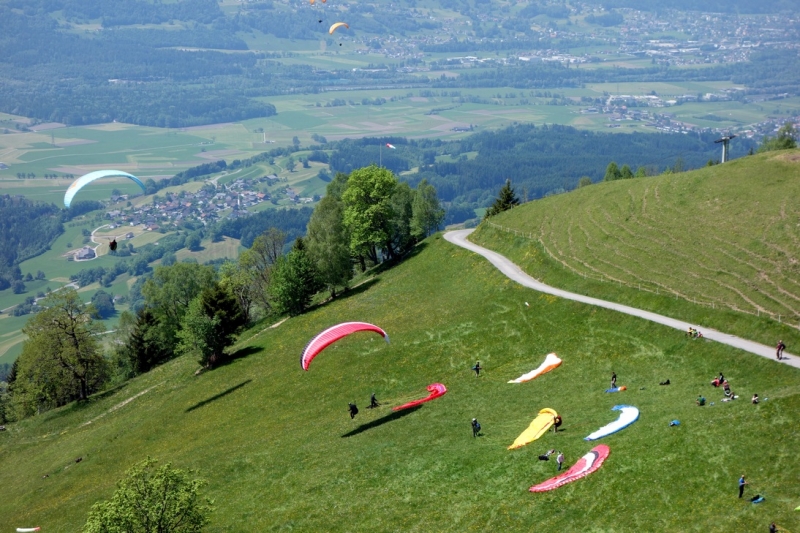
[214,345,264,369]
[185,379,252,413]
[341,405,422,438]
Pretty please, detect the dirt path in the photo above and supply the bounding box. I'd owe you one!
[445,229,800,369]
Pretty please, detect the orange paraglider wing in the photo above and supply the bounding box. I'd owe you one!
[329,22,349,34]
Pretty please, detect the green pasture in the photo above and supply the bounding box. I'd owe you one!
[175,236,242,264]
[0,235,798,531]
[471,150,800,349]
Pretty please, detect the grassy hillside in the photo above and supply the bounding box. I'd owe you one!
[472,150,800,349]
[1,236,798,531]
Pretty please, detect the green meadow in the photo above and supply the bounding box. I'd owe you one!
[0,234,798,531]
[470,150,800,350]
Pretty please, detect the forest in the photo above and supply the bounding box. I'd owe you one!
[327,125,756,220]
[0,196,63,290]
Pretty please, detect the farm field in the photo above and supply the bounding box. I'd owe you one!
[470,149,800,350]
[0,73,781,187]
[0,234,797,531]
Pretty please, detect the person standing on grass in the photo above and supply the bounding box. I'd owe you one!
[472,361,482,377]
[471,418,481,437]
[556,452,564,471]
[770,522,777,533]
[348,402,359,419]
[552,414,563,433]
[610,371,617,389]
[776,340,786,360]
[738,475,747,498]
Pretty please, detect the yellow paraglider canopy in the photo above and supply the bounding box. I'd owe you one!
[329,22,349,34]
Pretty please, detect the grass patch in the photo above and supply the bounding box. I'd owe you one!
[0,235,797,531]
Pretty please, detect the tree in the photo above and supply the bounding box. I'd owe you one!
[17,289,108,408]
[36,270,46,280]
[82,457,213,533]
[577,176,593,188]
[270,238,320,316]
[306,195,352,298]
[620,164,634,179]
[758,122,797,152]
[603,162,621,181]
[177,283,246,368]
[142,263,216,348]
[242,228,286,314]
[219,259,257,323]
[90,290,115,319]
[186,232,202,252]
[118,308,173,376]
[410,178,445,240]
[285,156,296,172]
[387,182,415,258]
[12,280,25,294]
[484,179,520,218]
[634,166,648,177]
[342,165,397,265]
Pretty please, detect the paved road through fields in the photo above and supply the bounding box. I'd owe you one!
[445,229,800,369]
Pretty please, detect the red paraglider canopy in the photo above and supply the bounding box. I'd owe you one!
[529,444,610,492]
[301,322,389,371]
[392,383,447,411]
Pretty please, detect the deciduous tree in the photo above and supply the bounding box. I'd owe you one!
[342,165,397,264]
[306,195,352,298]
[82,457,213,533]
[410,178,445,240]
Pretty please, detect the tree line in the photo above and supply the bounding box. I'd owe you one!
[0,165,444,423]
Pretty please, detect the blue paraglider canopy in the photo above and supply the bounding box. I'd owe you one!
[64,170,146,208]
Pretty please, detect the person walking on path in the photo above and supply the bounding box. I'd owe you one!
[472,361,482,377]
[738,475,747,498]
[471,418,481,437]
[556,452,565,471]
[776,340,786,360]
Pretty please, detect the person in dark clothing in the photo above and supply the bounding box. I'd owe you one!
[348,402,359,419]
[659,379,671,385]
[610,372,617,388]
[369,393,379,409]
[471,418,481,437]
[738,475,747,498]
[472,361,482,377]
[552,414,563,433]
[718,372,725,384]
[776,340,786,360]
[770,522,777,533]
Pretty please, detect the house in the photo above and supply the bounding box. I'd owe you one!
[75,247,96,260]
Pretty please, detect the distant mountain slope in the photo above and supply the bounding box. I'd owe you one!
[473,150,800,328]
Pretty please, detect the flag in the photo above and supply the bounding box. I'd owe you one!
[386,143,396,149]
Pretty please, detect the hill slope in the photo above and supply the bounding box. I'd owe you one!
[472,151,800,346]
[1,236,798,531]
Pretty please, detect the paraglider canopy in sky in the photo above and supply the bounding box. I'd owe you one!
[329,22,349,34]
[301,322,388,371]
[64,170,146,208]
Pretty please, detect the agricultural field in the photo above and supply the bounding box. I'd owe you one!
[0,234,798,531]
[0,72,785,189]
[470,150,800,349]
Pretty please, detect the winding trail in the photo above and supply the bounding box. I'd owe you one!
[445,229,799,369]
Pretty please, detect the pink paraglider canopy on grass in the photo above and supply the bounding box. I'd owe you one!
[392,383,447,411]
[529,444,610,492]
[301,322,389,371]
